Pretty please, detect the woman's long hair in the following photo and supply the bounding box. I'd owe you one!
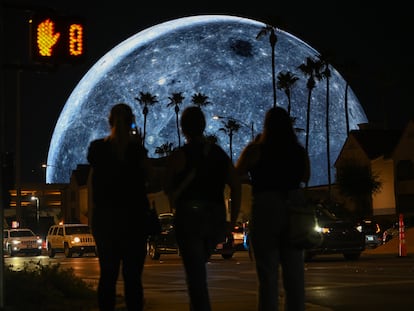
[107,103,135,160]
[259,106,298,147]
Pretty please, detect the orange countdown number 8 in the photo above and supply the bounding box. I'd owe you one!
[69,24,84,56]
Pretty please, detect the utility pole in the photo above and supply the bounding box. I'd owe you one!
[1,1,6,308]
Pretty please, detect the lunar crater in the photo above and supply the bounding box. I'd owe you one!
[47,15,367,187]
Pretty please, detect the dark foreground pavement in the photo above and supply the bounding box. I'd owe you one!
[94,228,414,311]
[106,292,330,311]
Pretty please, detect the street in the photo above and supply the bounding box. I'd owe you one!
[4,249,414,310]
[141,252,414,310]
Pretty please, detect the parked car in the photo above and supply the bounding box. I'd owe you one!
[3,228,43,257]
[382,223,400,244]
[46,223,97,258]
[147,213,179,260]
[147,212,236,260]
[304,205,366,261]
[357,219,382,248]
[232,221,249,251]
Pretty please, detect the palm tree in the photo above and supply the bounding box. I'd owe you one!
[297,57,323,154]
[337,59,358,136]
[219,119,241,163]
[344,80,350,135]
[155,142,174,157]
[191,92,210,109]
[167,92,185,147]
[318,55,332,197]
[256,24,278,108]
[276,70,299,116]
[134,91,158,147]
[336,161,382,219]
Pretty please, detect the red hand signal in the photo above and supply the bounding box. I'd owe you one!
[36,19,61,56]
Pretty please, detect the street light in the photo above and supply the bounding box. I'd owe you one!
[213,115,255,141]
[41,163,57,184]
[31,196,39,225]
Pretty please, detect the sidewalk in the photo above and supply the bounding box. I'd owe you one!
[104,228,414,311]
[110,276,332,311]
[110,294,331,311]
[363,227,413,256]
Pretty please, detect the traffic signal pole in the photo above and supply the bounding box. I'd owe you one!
[0,3,87,309]
[1,1,6,308]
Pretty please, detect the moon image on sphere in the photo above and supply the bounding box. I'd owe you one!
[46,15,367,186]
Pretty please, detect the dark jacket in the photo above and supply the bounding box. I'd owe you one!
[87,138,150,236]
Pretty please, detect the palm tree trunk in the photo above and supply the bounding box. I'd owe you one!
[270,28,277,108]
[326,75,331,198]
[287,94,291,116]
[345,82,350,135]
[229,133,233,163]
[305,89,312,154]
[271,44,276,108]
[175,112,181,147]
[143,115,147,147]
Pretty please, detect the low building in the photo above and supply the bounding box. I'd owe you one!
[5,182,68,237]
[334,119,414,222]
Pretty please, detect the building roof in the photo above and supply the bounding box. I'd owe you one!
[349,129,402,160]
[70,164,90,186]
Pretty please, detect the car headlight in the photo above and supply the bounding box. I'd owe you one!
[72,237,81,244]
[11,240,21,245]
[315,225,330,234]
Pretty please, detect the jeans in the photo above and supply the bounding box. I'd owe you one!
[175,202,225,311]
[250,191,305,311]
[95,236,147,311]
[176,230,212,311]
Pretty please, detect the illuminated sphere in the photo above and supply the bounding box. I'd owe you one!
[46,15,367,186]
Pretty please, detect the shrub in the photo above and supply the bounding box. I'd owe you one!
[3,260,98,310]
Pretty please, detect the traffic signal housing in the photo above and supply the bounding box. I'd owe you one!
[30,13,86,65]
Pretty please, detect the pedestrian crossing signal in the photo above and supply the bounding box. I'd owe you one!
[30,14,85,64]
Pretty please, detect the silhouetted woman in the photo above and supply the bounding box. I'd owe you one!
[164,106,241,311]
[235,107,310,311]
[87,103,151,311]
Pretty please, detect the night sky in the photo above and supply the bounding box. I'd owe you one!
[2,1,413,183]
